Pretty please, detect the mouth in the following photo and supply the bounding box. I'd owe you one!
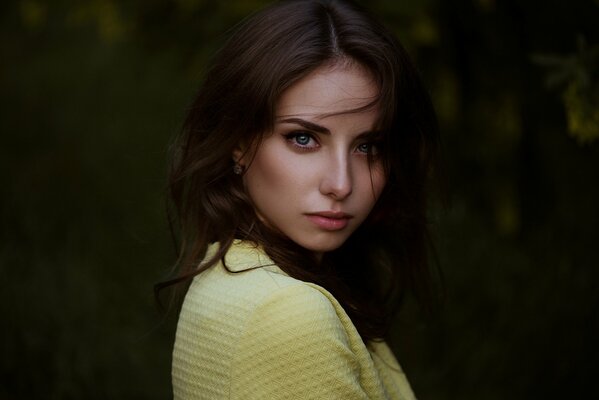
[305,211,353,231]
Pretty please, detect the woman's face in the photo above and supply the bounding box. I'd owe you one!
[236,62,386,256]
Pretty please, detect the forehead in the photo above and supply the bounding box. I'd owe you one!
[276,62,380,119]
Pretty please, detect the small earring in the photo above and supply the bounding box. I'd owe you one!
[233,163,244,175]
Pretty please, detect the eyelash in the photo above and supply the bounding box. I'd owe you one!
[283,131,318,151]
[359,142,382,157]
[283,130,380,155]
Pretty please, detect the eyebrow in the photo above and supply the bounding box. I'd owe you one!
[278,117,383,140]
[278,118,330,134]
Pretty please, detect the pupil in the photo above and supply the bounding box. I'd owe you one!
[297,135,310,145]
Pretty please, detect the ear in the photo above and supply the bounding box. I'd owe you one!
[232,146,245,166]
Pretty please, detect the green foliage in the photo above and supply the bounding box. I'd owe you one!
[532,37,599,144]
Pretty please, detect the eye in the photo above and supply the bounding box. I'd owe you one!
[356,142,379,155]
[284,131,318,150]
[295,133,312,146]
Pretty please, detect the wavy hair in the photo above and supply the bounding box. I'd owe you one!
[157,0,441,341]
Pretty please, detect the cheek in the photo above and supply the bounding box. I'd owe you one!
[243,145,296,202]
[359,163,387,204]
[372,168,387,198]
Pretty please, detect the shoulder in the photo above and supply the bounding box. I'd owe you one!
[230,282,377,399]
[178,258,352,355]
[186,256,324,306]
[183,241,343,322]
[226,275,398,399]
[188,261,347,333]
[174,242,388,399]
[243,280,348,336]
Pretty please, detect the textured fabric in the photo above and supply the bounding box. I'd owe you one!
[172,240,416,400]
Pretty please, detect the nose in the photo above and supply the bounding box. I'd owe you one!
[319,153,353,200]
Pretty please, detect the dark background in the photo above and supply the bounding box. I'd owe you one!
[2,0,598,398]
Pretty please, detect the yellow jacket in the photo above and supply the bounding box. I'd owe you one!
[173,240,416,399]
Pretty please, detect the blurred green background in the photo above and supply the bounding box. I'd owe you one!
[2,0,598,398]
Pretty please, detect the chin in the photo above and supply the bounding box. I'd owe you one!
[294,234,350,254]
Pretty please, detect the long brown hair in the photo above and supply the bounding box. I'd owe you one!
[158,0,440,341]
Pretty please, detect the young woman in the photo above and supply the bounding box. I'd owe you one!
[161,0,440,398]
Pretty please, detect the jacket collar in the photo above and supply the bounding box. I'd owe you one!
[208,239,285,274]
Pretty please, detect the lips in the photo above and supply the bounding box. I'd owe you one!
[305,211,353,231]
